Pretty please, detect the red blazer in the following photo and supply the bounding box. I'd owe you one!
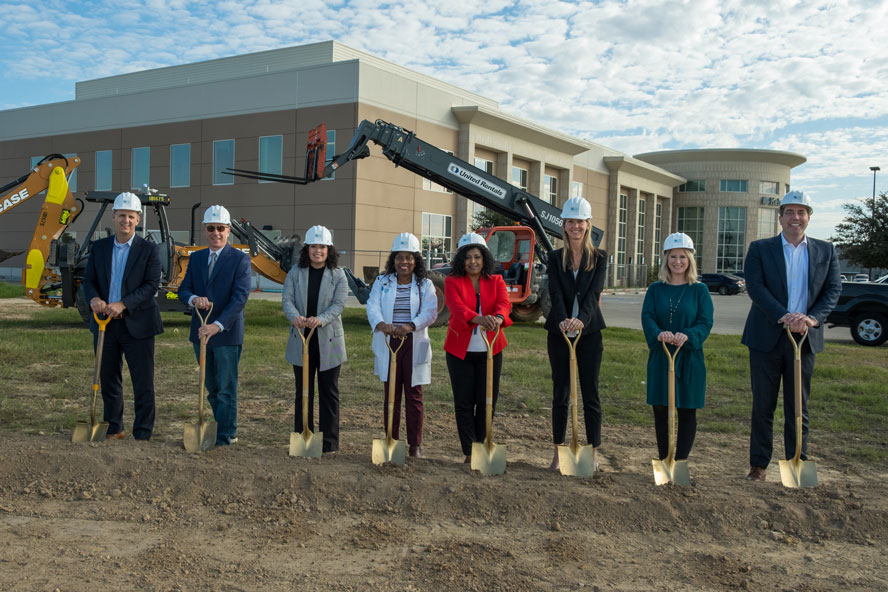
[444,274,513,359]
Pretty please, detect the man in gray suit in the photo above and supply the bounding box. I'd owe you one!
[741,191,841,481]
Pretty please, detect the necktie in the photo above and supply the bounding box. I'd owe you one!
[208,251,217,278]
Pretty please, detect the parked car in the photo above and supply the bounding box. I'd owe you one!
[699,273,746,295]
[840,274,850,282]
[854,273,870,282]
[826,282,888,346]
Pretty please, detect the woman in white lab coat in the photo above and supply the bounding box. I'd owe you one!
[366,233,438,457]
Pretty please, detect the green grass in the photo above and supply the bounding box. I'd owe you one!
[0,282,25,298]
[1,299,886,464]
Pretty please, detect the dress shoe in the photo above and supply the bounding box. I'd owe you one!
[464,455,471,464]
[746,466,767,481]
[105,431,125,440]
[409,445,421,458]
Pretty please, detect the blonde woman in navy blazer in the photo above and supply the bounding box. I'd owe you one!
[545,197,608,471]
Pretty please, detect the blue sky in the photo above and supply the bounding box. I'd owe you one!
[1,0,886,238]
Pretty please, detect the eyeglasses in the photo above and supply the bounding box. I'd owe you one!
[205,225,229,233]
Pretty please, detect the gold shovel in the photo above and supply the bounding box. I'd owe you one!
[184,303,217,453]
[779,325,818,489]
[72,313,111,443]
[558,329,597,477]
[652,341,691,486]
[372,335,407,465]
[289,326,323,458]
[471,327,506,476]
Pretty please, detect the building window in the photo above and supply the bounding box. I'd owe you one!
[785,184,791,195]
[758,207,778,240]
[717,206,747,273]
[170,144,190,188]
[95,150,112,191]
[543,174,558,204]
[131,147,150,190]
[636,198,646,265]
[421,212,452,267]
[677,206,704,269]
[258,135,283,183]
[512,166,528,191]
[678,179,705,192]
[213,140,234,186]
[760,181,779,195]
[570,181,583,199]
[654,202,662,266]
[720,179,748,193]
[617,194,627,279]
[471,157,495,221]
[323,130,335,180]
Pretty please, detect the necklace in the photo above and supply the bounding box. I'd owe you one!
[667,284,688,325]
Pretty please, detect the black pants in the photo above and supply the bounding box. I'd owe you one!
[548,331,603,447]
[748,340,815,468]
[293,335,341,453]
[446,351,503,456]
[95,320,155,440]
[652,406,697,460]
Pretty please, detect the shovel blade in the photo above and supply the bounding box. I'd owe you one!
[184,419,217,453]
[71,420,109,443]
[289,430,323,458]
[471,441,506,476]
[558,444,596,477]
[371,437,406,466]
[652,458,691,486]
[779,458,818,489]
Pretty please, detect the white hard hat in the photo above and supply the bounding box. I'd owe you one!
[112,192,141,212]
[663,232,695,253]
[305,225,333,246]
[560,197,592,221]
[391,232,420,253]
[780,190,813,213]
[457,232,487,250]
[203,205,231,225]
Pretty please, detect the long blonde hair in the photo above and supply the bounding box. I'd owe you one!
[561,223,597,272]
[658,248,698,284]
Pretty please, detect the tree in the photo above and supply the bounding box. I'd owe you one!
[472,207,515,231]
[830,192,888,269]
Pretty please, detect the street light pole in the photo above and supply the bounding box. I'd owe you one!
[869,166,879,280]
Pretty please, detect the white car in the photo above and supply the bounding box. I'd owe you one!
[853,274,870,282]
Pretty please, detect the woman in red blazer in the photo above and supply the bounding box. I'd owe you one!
[444,233,513,463]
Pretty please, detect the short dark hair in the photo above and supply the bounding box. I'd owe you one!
[450,245,496,277]
[298,243,339,269]
[384,250,428,285]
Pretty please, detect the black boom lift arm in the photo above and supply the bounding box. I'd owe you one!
[228,119,604,259]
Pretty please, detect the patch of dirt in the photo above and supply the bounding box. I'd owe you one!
[2,413,887,591]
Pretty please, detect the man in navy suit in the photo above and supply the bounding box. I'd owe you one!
[178,205,251,446]
[741,191,841,481]
[82,192,163,440]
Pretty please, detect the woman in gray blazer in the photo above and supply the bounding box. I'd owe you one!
[282,225,348,453]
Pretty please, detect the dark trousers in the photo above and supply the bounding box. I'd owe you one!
[293,336,341,453]
[446,351,503,456]
[548,331,603,447]
[652,406,697,460]
[383,334,423,447]
[748,339,815,468]
[95,320,155,440]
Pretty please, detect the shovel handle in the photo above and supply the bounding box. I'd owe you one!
[562,329,583,451]
[660,341,683,464]
[93,312,112,331]
[90,313,111,425]
[194,303,213,425]
[296,326,317,433]
[784,325,808,463]
[481,327,502,448]
[384,335,406,443]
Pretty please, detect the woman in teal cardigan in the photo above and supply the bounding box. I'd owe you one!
[641,233,713,461]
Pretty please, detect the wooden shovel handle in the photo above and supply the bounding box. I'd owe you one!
[660,341,683,463]
[784,325,808,463]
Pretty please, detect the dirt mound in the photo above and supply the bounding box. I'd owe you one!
[2,418,886,591]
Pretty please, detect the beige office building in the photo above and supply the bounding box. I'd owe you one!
[4,40,795,288]
[635,149,806,274]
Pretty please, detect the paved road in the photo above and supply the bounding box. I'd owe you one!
[600,291,854,343]
[251,288,855,344]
